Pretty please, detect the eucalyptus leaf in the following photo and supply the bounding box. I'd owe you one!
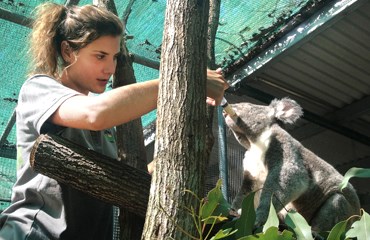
[202,179,223,219]
[263,199,279,233]
[235,192,256,238]
[213,193,232,218]
[280,229,295,239]
[345,209,370,240]
[220,217,236,230]
[238,227,295,240]
[264,226,295,240]
[340,167,370,191]
[210,228,238,240]
[237,235,259,240]
[326,220,347,240]
[285,210,314,240]
[202,215,229,224]
[202,179,231,224]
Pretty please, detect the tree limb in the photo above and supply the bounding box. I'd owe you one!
[30,134,150,218]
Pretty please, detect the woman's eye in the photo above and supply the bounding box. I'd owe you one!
[97,55,105,60]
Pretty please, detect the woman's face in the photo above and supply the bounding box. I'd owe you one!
[61,35,121,95]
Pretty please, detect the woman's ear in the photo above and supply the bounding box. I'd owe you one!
[61,41,73,63]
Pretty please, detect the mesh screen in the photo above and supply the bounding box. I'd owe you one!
[0,18,30,211]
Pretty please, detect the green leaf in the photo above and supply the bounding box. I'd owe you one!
[210,228,238,240]
[285,210,314,240]
[340,167,370,191]
[202,215,229,224]
[235,192,256,238]
[220,217,236,230]
[213,193,232,218]
[346,209,370,240]
[201,180,223,218]
[263,200,279,233]
[237,235,260,240]
[280,229,295,239]
[326,220,348,240]
[264,227,295,240]
[238,227,295,240]
[201,179,231,224]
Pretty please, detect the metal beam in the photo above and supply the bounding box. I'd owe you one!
[131,54,160,70]
[0,110,16,149]
[0,0,80,26]
[0,148,16,160]
[248,79,370,140]
[291,95,370,140]
[234,84,370,147]
[65,0,81,6]
[0,7,32,27]
[329,95,370,123]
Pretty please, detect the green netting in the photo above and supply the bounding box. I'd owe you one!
[0,17,30,211]
[0,0,313,209]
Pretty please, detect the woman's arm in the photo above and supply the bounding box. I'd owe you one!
[50,69,227,131]
[51,79,159,130]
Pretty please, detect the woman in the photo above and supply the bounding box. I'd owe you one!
[0,2,227,239]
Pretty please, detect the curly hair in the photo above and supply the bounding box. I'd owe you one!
[28,3,123,79]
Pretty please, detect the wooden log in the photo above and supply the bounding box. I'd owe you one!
[30,134,150,217]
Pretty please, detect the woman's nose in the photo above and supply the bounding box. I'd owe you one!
[104,59,117,74]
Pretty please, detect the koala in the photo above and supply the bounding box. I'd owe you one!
[223,97,360,232]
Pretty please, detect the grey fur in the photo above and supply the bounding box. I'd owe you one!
[224,98,360,232]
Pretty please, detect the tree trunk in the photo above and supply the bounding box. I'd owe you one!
[208,0,221,69]
[96,0,147,239]
[205,0,222,165]
[113,1,148,239]
[142,0,210,239]
[30,134,150,217]
[92,0,117,15]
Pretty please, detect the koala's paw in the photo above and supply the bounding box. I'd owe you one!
[229,208,241,218]
[237,208,242,216]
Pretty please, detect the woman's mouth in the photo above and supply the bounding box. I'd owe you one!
[97,79,108,86]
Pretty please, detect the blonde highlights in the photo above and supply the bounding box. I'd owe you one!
[28,3,123,79]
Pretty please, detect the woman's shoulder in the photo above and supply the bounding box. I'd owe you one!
[21,74,69,91]
[19,74,79,102]
[21,74,59,88]
[19,75,58,95]
[26,74,58,83]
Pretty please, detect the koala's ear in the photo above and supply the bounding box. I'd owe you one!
[270,98,303,124]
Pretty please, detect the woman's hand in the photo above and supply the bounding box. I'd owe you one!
[206,68,229,106]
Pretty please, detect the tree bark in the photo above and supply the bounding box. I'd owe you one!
[92,0,117,15]
[205,0,222,164]
[113,1,148,239]
[115,60,147,240]
[95,0,147,239]
[30,134,150,217]
[142,0,210,239]
[208,0,221,69]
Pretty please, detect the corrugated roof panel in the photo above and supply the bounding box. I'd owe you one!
[246,0,370,114]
